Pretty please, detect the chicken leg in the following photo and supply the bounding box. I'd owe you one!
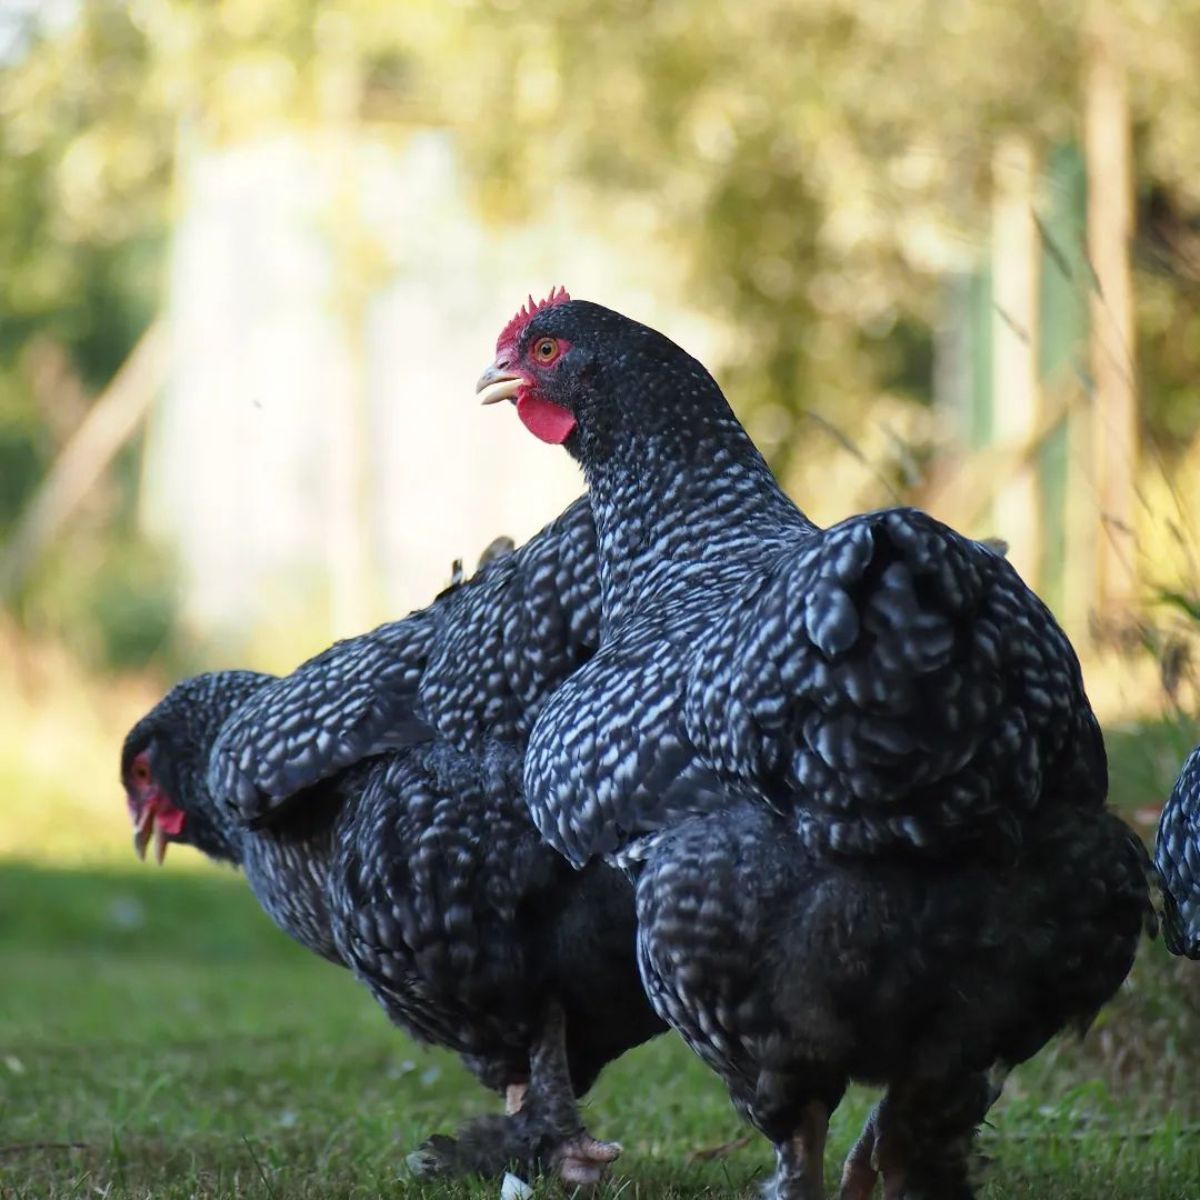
[764,1100,829,1200]
[838,1072,1000,1200]
[522,1000,622,1186]
[407,1003,620,1185]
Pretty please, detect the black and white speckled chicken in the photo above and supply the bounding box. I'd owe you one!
[121,503,665,1184]
[1155,745,1200,957]
[477,292,1153,1199]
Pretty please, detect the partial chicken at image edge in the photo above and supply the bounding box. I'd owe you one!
[1155,746,1200,960]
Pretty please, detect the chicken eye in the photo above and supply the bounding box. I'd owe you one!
[532,337,558,363]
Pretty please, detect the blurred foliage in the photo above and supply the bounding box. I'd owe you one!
[462,0,1200,460]
[1,0,1199,663]
[0,617,163,860]
[31,530,180,667]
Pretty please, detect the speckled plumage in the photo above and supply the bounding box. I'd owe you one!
[512,326,1104,869]
[1155,746,1200,958]
[121,505,663,1181]
[634,800,1149,1195]
[491,298,1153,1198]
[207,496,600,822]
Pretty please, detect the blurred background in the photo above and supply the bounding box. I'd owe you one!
[3,2,1200,1194]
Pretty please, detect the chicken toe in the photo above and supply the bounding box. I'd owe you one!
[555,1133,623,1186]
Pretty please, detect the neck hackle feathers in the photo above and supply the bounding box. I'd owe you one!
[496,286,571,352]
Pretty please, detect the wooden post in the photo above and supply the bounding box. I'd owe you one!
[1085,6,1138,613]
[1037,144,1092,638]
[991,136,1041,587]
[0,324,168,601]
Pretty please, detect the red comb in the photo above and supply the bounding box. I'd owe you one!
[496,286,572,351]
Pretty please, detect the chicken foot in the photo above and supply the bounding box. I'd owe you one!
[406,1003,619,1185]
[838,1101,881,1200]
[764,1100,829,1200]
[837,1071,1001,1200]
[521,1000,622,1186]
[838,1098,913,1200]
[404,1074,534,1178]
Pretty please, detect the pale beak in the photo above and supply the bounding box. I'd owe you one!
[133,806,154,861]
[132,806,170,864]
[476,363,524,406]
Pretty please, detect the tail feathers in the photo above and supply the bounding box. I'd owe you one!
[1153,747,1200,958]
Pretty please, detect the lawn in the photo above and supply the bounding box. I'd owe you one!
[3,716,1200,1199]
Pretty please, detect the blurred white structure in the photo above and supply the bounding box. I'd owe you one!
[143,132,716,648]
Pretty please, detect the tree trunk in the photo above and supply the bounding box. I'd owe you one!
[0,323,168,601]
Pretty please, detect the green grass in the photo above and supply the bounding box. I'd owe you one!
[4,716,1200,1198]
[4,866,1200,1199]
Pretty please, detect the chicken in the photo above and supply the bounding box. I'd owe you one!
[1155,745,1200,957]
[121,504,665,1184]
[478,292,1153,1199]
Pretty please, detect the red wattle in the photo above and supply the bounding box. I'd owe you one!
[516,391,577,445]
[154,800,186,836]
